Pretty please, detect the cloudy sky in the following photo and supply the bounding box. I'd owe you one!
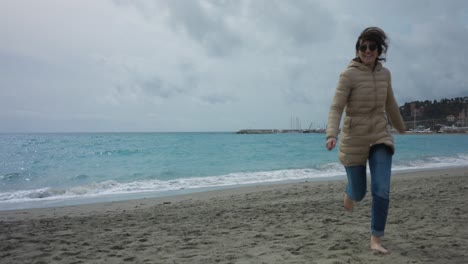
[1,0,467,132]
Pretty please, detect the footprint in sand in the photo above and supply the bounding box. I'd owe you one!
[328,243,348,251]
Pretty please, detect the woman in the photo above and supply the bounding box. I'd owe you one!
[325,27,406,254]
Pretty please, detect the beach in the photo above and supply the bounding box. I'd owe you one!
[1,167,467,264]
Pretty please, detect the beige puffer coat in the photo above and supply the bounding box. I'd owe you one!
[326,59,406,166]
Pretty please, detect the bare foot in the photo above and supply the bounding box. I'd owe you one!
[343,193,354,212]
[370,236,390,254]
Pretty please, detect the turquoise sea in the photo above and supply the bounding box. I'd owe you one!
[1,132,467,210]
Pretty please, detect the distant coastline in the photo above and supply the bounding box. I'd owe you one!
[236,127,468,134]
[236,129,326,134]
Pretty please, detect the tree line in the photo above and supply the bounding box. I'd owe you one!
[399,96,468,128]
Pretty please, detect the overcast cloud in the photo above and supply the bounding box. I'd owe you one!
[1,0,467,132]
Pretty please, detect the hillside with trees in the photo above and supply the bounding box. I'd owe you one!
[399,96,468,131]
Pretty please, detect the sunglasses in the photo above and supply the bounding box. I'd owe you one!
[359,43,377,52]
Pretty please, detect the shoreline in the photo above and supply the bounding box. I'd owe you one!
[1,167,467,263]
[1,165,467,212]
[1,166,466,218]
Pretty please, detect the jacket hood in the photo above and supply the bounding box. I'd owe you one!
[348,58,383,72]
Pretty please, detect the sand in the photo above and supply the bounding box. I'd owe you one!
[1,167,467,264]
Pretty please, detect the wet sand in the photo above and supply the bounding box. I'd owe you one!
[1,167,467,264]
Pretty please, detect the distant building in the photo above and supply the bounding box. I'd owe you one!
[456,108,466,126]
[447,115,455,122]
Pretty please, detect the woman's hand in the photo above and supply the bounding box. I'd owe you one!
[326,138,336,151]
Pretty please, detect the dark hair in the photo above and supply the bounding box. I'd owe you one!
[355,27,389,62]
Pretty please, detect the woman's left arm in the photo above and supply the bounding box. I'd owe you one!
[386,72,406,133]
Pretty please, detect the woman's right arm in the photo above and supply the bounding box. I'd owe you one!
[326,137,336,151]
[326,72,352,150]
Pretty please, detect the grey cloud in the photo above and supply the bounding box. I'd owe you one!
[133,63,200,100]
[113,0,243,57]
[137,77,188,99]
[392,17,468,101]
[363,0,466,20]
[111,0,160,20]
[281,88,313,105]
[113,0,336,56]
[280,62,320,105]
[200,94,236,105]
[164,1,244,56]
[248,0,336,45]
[139,77,167,97]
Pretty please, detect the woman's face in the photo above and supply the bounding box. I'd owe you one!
[358,40,378,67]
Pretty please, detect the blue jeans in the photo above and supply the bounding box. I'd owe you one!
[344,144,392,237]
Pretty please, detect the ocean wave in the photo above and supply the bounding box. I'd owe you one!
[1,154,467,206]
[94,149,142,156]
[393,153,468,171]
[0,165,344,204]
[0,172,22,181]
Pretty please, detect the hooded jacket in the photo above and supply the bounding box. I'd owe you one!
[326,59,406,166]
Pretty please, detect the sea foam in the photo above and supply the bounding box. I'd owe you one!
[1,154,467,208]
